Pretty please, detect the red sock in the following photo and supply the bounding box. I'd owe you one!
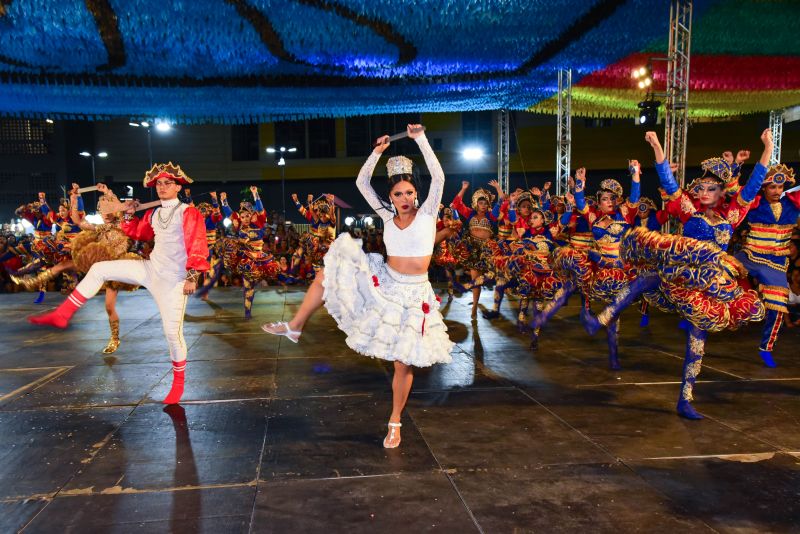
[28,289,87,328]
[163,360,186,405]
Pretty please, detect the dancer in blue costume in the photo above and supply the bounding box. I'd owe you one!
[734,163,800,367]
[582,129,772,420]
[531,164,641,369]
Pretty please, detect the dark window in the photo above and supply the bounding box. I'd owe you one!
[462,111,493,149]
[0,171,59,219]
[346,113,421,157]
[583,118,613,128]
[0,119,54,155]
[274,120,306,159]
[308,119,336,158]
[231,124,260,161]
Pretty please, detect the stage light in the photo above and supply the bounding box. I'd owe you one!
[97,152,108,158]
[637,100,661,127]
[344,216,355,226]
[155,120,171,132]
[287,147,297,153]
[140,121,150,127]
[266,147,276,153]
[45,118,54,124]
[462,147,484,161]
[363,216,374,226]
[79,151,91,157]
[129,122,140,127]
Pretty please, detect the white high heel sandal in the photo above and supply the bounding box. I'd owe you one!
[261,321,301,343]
[383,422,402,449]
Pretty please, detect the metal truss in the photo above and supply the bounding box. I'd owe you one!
[556,69,572,196]
[769,109,784,165]
[664,0,692,189]
[497,109,510,194]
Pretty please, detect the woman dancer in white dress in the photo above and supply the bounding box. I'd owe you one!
[263,124,453,448]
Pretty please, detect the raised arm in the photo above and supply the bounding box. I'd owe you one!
[412,125,446,216]
[646,132,681,196]
[737,129,772,204]
[355,135,392,222]
[452,181,474,220]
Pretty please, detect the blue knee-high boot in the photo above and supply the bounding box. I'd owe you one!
[758,309,783,368]
[676,326,707,420]
[582,273,660,336]
[606,318,621,370]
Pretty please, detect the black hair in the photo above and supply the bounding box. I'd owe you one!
[376,169,422,214]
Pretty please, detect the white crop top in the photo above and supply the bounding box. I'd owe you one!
[356,134,445,258]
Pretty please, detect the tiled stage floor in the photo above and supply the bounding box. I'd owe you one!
[1,287,798,533]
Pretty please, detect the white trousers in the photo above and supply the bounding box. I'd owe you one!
[76,259,188,362]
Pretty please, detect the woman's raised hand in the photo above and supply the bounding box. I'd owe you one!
[374,135,390,154]
[407,124,424,139]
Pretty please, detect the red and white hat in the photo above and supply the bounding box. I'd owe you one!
[143,162,193,188]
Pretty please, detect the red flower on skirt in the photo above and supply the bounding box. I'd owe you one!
[372,275,379,287]
[421,302,431,334]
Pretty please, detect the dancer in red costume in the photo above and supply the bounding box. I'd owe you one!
[27,163,209,405]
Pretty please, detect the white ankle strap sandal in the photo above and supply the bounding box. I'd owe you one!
[383,422,402,449]
[261,321,301,343]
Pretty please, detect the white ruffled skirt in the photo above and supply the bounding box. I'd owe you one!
[322,233,454,367]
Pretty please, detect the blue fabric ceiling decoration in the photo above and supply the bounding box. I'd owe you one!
[0,0,715,123]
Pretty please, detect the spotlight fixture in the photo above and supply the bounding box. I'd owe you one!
[344,216,356,226]
[637,99,661,127]
[632,64,653,90]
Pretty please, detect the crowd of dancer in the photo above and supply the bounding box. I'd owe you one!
[8,124,799,448]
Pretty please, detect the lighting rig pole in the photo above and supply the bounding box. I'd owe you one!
[497,109,510,194]
[78,151,109,185]
[555,69,572,196]
[769,109,784,165]
[664,0,692,189]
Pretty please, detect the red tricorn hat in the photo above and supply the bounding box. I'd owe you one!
[143,162,193,188]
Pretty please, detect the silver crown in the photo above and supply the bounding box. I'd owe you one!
[386,156,413,177]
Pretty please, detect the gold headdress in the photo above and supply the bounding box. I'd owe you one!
[312,197,331,213]
[143,162,193,187]
[471,188,495,210]
[700,157,733,182]
[763,164,796,187]
[386,156,413,177]
[638,196,657,212]
[598,179,623,199]
[516,191,534,208]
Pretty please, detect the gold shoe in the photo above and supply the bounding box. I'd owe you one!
[11,269,55,291]
[102,319,121,354]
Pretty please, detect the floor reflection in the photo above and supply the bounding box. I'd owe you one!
[163,405,201,531]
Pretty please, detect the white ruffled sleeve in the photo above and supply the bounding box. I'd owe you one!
[416,134,445,216]
[356,151,393,222]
